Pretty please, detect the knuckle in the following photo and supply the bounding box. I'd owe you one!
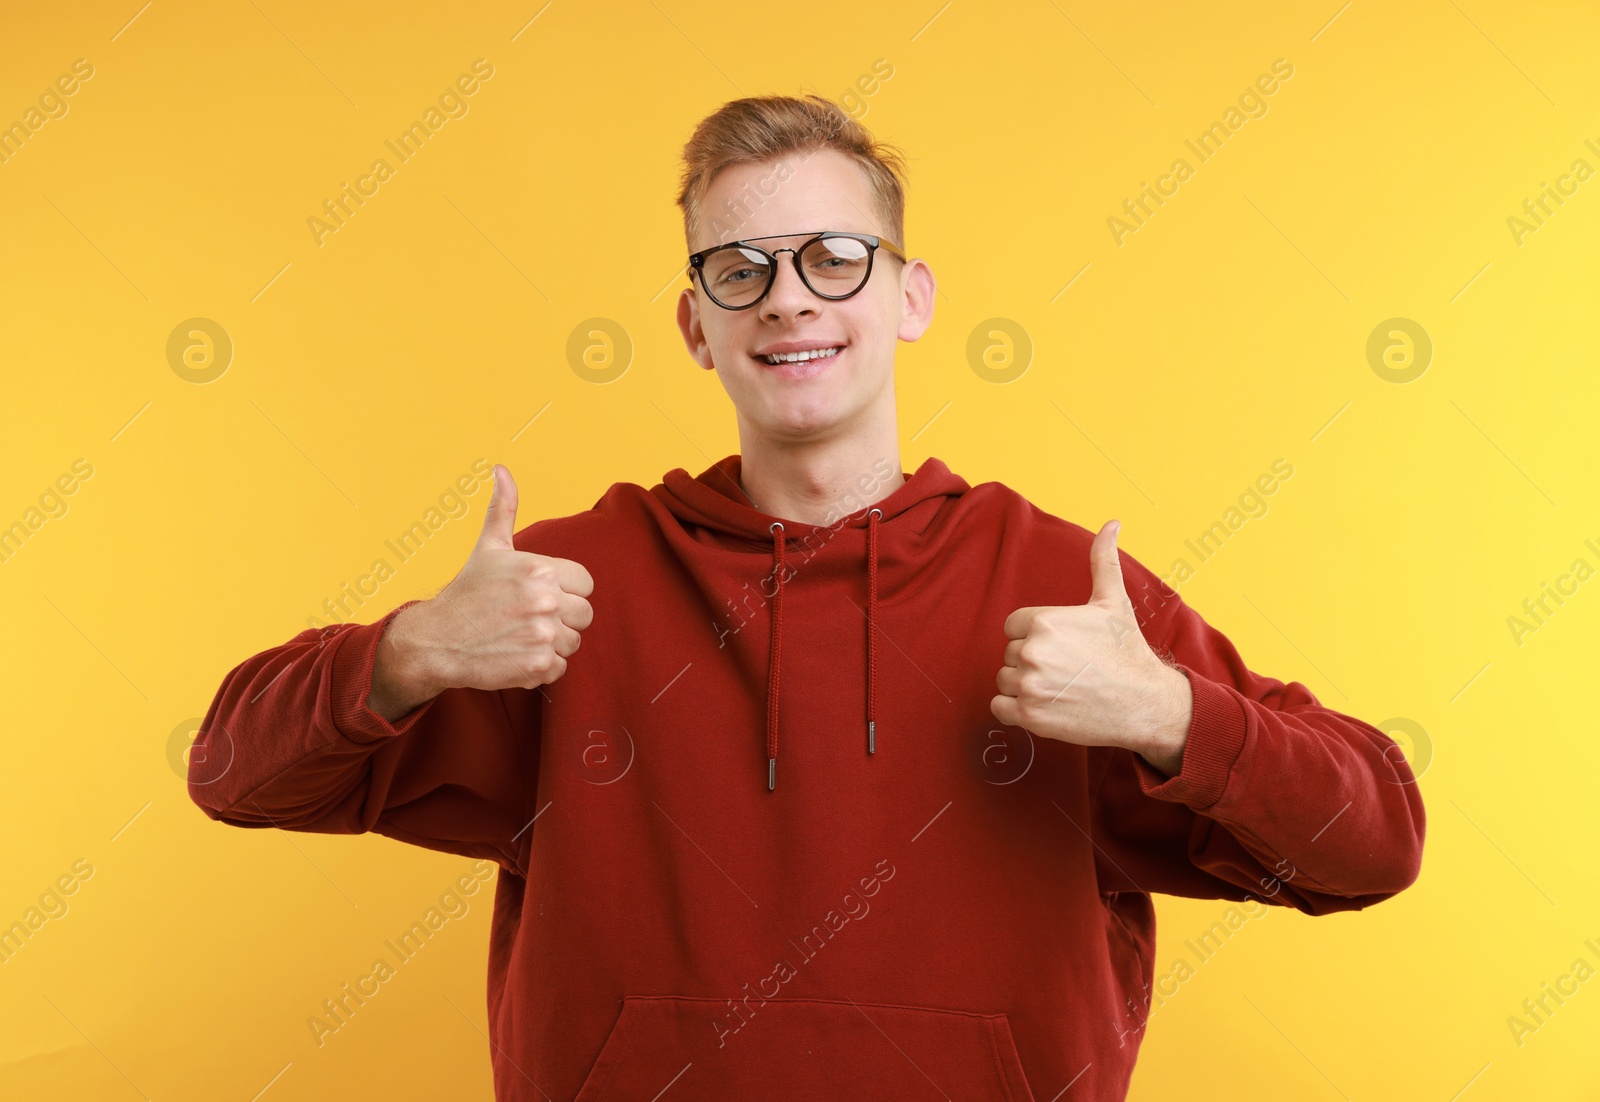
[516,574,558,613]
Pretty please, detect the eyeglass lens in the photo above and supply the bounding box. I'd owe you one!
[701,236,873,308]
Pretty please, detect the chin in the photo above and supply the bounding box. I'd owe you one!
[766,394,865,440]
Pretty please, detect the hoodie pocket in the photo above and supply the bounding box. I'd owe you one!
[573,995,1037,1102]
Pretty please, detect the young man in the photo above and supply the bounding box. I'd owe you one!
[190,95,1425,1101]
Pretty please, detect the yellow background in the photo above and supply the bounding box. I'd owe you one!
[2,0,1597,1097]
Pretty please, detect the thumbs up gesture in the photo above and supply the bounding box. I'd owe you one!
[990,520,1192,771]
[370,465,595,716]
[436,464,595,691]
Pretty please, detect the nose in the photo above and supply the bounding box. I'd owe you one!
[759,248,818,323]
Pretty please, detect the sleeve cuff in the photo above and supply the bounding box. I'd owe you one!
[1131,664,1249,810]
[329,600,433,744]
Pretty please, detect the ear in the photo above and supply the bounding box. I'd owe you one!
[675,284,717,371]
[895,257,937,344]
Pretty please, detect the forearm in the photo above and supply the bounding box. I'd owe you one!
[1134,668,1426,901]
[191,606,436,825]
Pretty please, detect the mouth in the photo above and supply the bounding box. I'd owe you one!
[752,344,845,377]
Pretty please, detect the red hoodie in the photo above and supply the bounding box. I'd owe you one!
[190,453,1425,1101]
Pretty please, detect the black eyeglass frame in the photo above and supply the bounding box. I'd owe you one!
[687,231,908,311]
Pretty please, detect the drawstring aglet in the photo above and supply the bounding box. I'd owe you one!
[868,719,876,754]
[768,757,776,791]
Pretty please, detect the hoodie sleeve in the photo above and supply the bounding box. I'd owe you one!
[1087,559,1426,916]
[187,599,538,876]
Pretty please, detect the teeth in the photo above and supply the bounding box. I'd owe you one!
[762,346,842,365]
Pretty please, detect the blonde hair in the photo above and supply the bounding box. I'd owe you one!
[675,94,909,255]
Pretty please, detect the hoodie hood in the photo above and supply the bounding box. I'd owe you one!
[651,454,970,791]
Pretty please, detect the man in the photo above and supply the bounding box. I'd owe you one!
[190,94,1425,1100]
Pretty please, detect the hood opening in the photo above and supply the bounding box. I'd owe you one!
[652,454,970,789]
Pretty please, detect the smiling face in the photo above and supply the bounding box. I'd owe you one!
[676,148,935,448]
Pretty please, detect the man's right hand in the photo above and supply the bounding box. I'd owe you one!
[367,464,595,720]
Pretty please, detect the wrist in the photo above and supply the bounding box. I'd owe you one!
[369,601,448,719]
[1135,665,1192,776]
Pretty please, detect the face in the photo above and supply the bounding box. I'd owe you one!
[676,148,936,446]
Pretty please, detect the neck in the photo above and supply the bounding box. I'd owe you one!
[735,407,905,526]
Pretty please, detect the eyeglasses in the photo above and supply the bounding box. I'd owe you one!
[688,231,907,311]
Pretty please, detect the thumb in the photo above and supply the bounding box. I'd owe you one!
[477,464,519,551]
[1088,519,1128,606]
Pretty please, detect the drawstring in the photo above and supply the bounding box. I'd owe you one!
[766,521,785,791]
[867,507,881,755]
[763,508,882,791]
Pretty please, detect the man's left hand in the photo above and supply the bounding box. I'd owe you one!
[991,520,1193,774]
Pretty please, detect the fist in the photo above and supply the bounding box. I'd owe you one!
[990,520,1188,753]
[425,464,595,692]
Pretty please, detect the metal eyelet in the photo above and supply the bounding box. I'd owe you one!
[868,508,883,520]
[769,521,784,534]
